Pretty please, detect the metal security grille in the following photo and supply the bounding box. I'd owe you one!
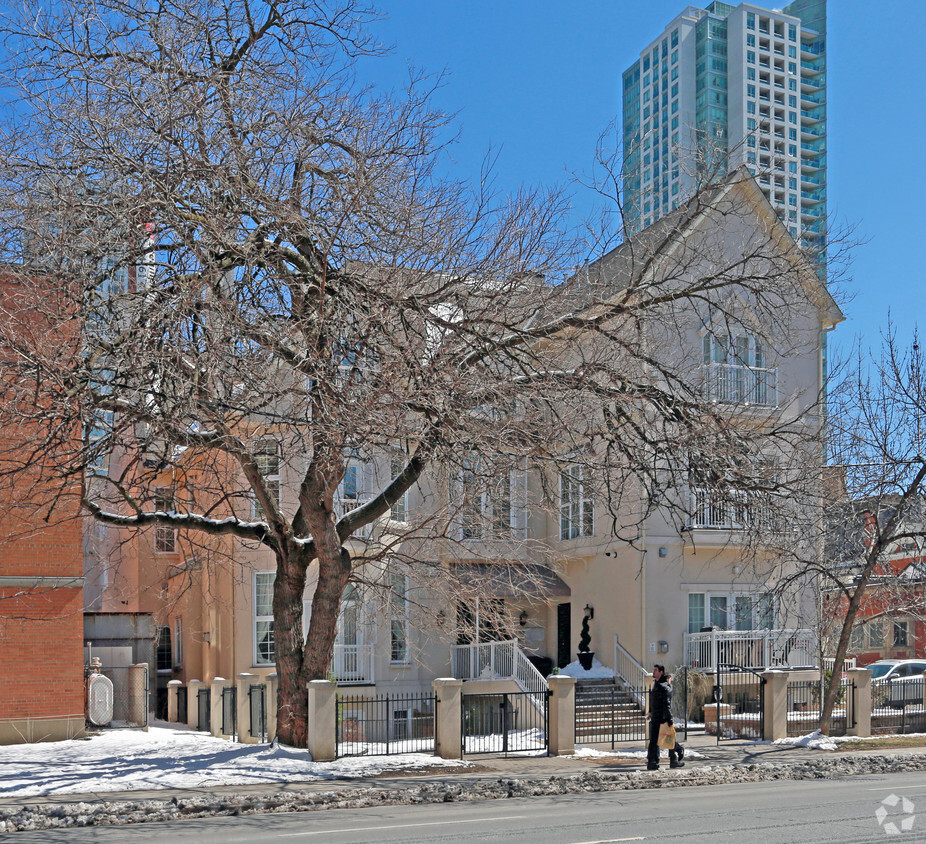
[462,691,549,756]
[715,663,765,742]
[336,693,436,757]
[249,684,267,742]
[197,687,211,733]
[222,686,237,739]
[872,677,926,735]
[575,684,648,747]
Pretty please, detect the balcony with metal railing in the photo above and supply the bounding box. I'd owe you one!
[330,643,376,684]
[684,628,816,672]
[701,362,777,407]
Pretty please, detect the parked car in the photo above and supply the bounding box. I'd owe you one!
[869,659,926,709]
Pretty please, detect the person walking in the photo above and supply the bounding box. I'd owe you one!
[647,664,684,770]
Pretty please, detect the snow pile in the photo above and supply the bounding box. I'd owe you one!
[555,657,615,680]
[570,746,705,760]
[773,730,926,751]
[773,730,839,751]
[0,726,469,798]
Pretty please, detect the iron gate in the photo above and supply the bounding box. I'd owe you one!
[222,686,237,739]
[715,663,765,742]
[574,684,648,747]
[249,684,267,742]
[462,691,549,756]
[197,687,211,732]
[177,685,188,724]
[336,693,437,757]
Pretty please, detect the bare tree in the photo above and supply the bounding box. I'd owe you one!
[0,0,836,746]
[808,332,926,732]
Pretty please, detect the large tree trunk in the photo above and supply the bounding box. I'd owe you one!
[273,518,352,747]
[272,544,311,748]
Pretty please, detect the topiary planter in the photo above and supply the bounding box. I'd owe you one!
[577,651,595,671]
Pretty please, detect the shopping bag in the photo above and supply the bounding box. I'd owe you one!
[657,722,676,750]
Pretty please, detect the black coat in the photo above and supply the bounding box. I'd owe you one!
[651,676,673,723]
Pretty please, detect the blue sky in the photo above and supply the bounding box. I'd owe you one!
[360,1,924,361]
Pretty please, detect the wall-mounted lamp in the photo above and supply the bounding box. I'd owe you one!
[519,610,529,627]
[584,604,594,619]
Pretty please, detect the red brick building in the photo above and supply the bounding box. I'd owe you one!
[0,276,85,743]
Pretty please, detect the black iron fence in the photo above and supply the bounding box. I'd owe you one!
[249,684,267,742]
[462,691,549,756]
[197,687,211,733]
[177,685,188,725]
[336,693,436,757]
[786,678,853,737]
[575,684,648,746]
[222,686,237,739]
[715,664,765,742]
[872,677,926,735]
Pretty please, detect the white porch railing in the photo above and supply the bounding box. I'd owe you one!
[613,636,648,708]
[329,643,375,684]
[701,362,777,407]
[684,628,816,672]
[822,656,857,674]
[451,639,549,710]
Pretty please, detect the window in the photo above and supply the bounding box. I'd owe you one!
[747,67,755,81]
[86,408,114,474]
[689,591,774,633]
[173,616,183,667]
[156,626,172,672]
[865,620,884,650]
[154,490,176,552]
[390,457,409,523]
[788,24,796,41]
[560,464,594,540]
[254,571,275,665]
[788,45,796,58]
[747,50,755,64]
[894,620,909,648]
[390,571,410,663]
[746,34,755,47]
[252,439,281,520]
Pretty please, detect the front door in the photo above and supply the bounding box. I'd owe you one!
[557,602,571,668]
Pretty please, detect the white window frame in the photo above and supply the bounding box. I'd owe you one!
[559,463,594,541]
[459,457,523,541]
[251,439,281,520]
[253,571,276,666]
[389,457,409,524]
[154,490,177,553]
[687,590,775,633]
[389,571,410,664]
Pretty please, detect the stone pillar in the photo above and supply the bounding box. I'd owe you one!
[702,703,734,736]
[762,670,789,741]
[266,673,278,743]
[187,680,203,730]
[236,673,258,744]
[129,664,149,730]
[847,668,872,737]
[433,678,463,760]
[547,675,576,756]
[210,677,229,738]
[167,679,182,722]
[307,680,338,762]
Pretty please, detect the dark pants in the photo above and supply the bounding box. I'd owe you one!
[647,718,682,767]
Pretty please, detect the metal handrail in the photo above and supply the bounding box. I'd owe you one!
[614,636,648,708]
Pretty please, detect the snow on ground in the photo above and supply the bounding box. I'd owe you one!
[556,657,615,679]
[0,724,470,798]
[570,746,705,760]
[771,729,926,752]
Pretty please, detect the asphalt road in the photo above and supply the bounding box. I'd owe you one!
[13,769,926,843]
